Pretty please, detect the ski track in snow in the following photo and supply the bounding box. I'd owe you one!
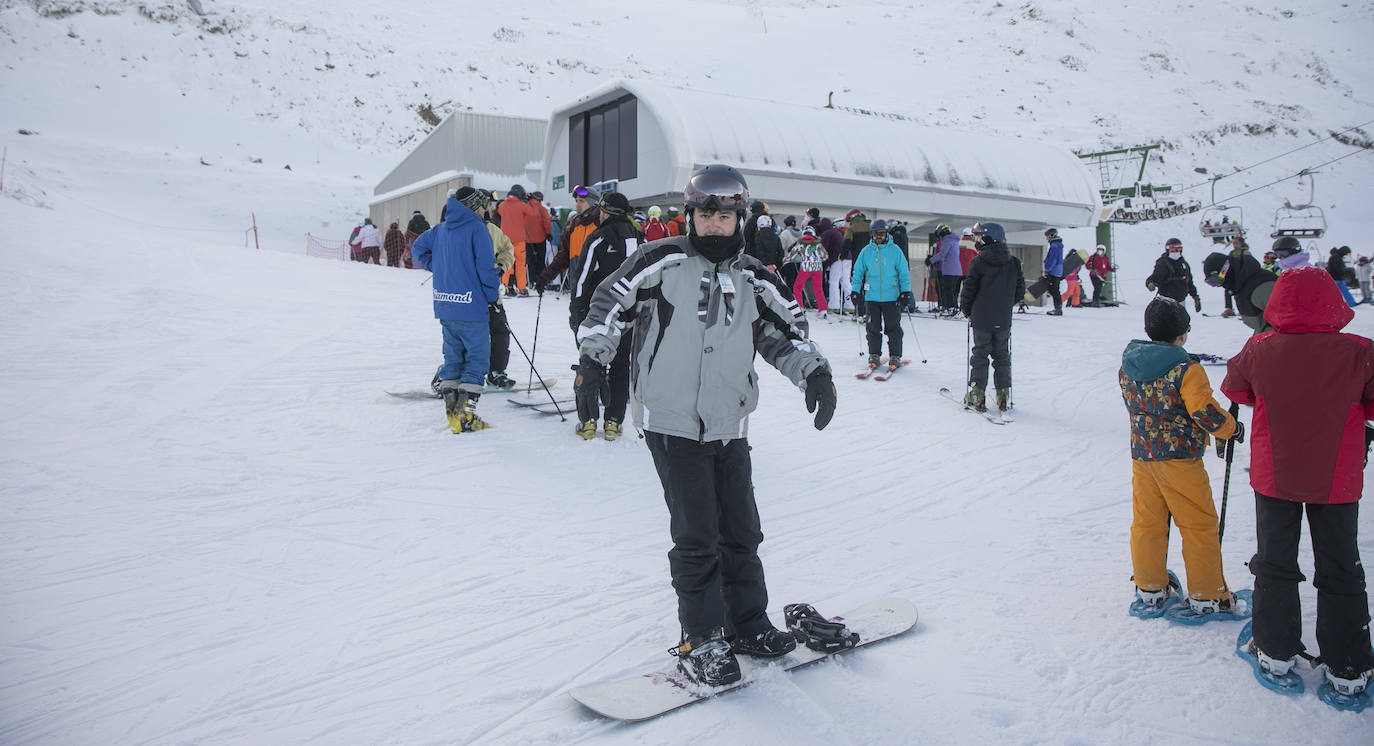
[1,212,1370,743]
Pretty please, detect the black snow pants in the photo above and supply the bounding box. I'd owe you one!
[575,334,631,424]
[645,432,771,640]
[865,300,903,358]
[1090,275,1106,305]
[1044,274,1063,311]
[940,275,963,311]
[487,302,511,375]
[1250,492,1373,677]
[969,325,1012,391]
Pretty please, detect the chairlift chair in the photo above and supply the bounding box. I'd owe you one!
[1199,206,1245,240]
[1269,169,1326,239]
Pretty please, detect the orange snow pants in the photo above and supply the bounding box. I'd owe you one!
[503,242,527,290]
[1130,459,1230,600]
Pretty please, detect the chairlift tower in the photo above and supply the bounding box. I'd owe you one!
[1078,145,1201,302]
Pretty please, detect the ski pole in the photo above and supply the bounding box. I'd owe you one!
[1218,401,1241,544]
[503,315,565,420]
[965,321,972,391]
[526,290,544,393]
[903,311,928,363]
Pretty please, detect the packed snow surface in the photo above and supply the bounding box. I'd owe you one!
[2,0,1373,743]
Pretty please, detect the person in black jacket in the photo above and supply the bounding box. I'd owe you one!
[1202,249,1277,334]
[568,191,642,441]
[959,222,1025,414]
[742,200,768,257]
[746,214,784,270]
[1147,238,1201,311]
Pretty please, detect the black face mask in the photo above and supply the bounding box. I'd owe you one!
[688,211,744,264]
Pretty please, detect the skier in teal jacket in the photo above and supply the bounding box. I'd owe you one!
[851,219,912,370]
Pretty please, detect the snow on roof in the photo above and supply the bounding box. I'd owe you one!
[556,79,1098,212]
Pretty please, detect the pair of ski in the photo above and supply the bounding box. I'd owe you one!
[506,395,574,416]
[386,377,559,400]
[936,387,1013,425]
[856,358,911,381]
[569,597,917,722]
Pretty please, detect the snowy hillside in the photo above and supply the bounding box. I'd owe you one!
[2,1,1374,744]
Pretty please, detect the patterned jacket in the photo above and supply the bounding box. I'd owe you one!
[1119,340,1237,461]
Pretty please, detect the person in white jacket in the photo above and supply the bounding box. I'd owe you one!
[355,218,382,264]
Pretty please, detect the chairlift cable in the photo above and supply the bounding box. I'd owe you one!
[1179,117,1374,193]
[1209,148,1371,207]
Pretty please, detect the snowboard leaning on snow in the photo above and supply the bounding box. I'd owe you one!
[569,597,918,722]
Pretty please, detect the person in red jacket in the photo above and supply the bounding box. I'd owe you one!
[496,185,532,295]
[1221,265,1374,704]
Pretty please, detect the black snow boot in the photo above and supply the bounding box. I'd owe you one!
[671,628,741,687]
[731,627,797,659]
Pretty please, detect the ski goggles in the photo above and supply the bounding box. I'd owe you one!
[872,230,890,242]
[572,185,590,197]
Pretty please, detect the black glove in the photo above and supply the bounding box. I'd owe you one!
[1146,280,1156,292]
[804,368,836,431]
[1232,420,1245,445]
[897,291,912,306]
[850,291,862,307]
[535,280,546,297]
[575,355,604,400]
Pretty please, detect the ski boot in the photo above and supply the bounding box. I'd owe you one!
[1221,308,1236,318]
[603,419,622,441]
[486,370,515,390]
[574,420,597,440]
[671,628,741,687]
[965,385,987,413]
[784,603,860,652]
[867,354,882,371]
[995,388,1012,412]
[440,382,490,433]
[1047,307,1064,316]
[730,627,797,659]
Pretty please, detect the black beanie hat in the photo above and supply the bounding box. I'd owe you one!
[1144,297,1191,342]
[1201,252,1229,277]
[455,186,486,212]
[601,191,632,216]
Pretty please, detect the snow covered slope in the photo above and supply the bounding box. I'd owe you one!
[1,1,1373,743]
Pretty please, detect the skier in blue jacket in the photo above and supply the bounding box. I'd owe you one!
[412,187,502,432]
[1043,228,1065,315]
[851,219,912,372]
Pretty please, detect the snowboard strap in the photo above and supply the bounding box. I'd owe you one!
[784,603,860,653]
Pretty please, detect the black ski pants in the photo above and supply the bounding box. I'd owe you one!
[1090,275,1106,305]
[1249,492,1373,677]
[940,275,963,311]
[969,325,1012,391]
[865,300,903,358]
[645,432,771,639]
[487,302,511,375]
[575,334,631,424]
[1044,274,1063,310]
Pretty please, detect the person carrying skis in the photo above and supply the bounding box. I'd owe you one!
[1120,297,1245,618]
[568,191,642,441]
[1086,244,1117,306]
[411,187,502,433]
[1042,228,1065,315]
[1221,266,1374,705]
[959,222,1025,413]
[851,219,911,373]
[1146,237,1202,312]
[574,164,836,687]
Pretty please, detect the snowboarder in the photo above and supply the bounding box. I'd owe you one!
[1119,297,1245,618]
[1221,266,1374,703]
[411,187,502,433]
[959,222,1025,413]
[1326,246,1359,307]
[574,164,836,687]
[1146,238,1202,312]
[1042,228,1065,315]
[568,191,642,441]
[1086,244,1117,306]
[851,219,911,372]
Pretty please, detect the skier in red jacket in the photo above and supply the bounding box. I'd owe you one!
[1221,265,1374,705]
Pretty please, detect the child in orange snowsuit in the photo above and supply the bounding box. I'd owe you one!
[1119,297,1245,614]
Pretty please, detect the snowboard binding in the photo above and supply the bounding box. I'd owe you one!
[784,603,860,653]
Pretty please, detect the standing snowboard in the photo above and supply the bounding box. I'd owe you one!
[1024,250,1085,302]
[568,597,917,722]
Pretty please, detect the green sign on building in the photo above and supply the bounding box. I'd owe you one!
[552,175,565,190]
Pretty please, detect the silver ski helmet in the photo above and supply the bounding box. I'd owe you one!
[683,164,750,216]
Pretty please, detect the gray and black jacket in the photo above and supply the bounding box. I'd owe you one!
[577,236,830,443]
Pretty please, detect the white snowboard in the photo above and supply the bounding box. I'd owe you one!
[569,597,918,722]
